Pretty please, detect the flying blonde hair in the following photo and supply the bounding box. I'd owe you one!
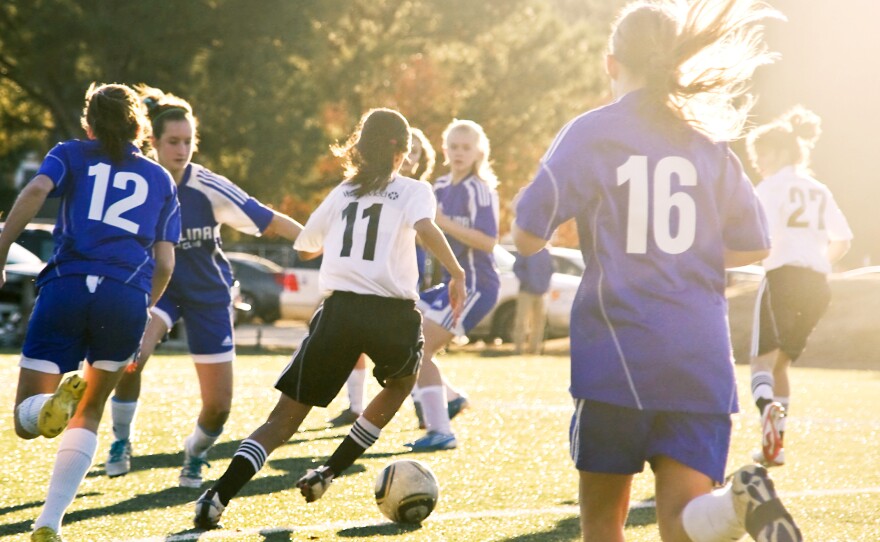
[610,0,784,141]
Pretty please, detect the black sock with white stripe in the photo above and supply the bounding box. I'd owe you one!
[326,416,381,477]
[212,439,267,506]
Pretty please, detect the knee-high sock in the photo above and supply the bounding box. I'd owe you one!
[681,484,745,541]
[346,368,367,414]
[419,385,451,434]
[110,397,138,441]
[751,371,775,415]
[185,423,222,458]
[326,416,381,476]
[33,428,98,533]
[213,439,267,506]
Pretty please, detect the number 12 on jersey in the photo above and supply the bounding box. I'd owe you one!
[617,155,697,255]
[341,202,383,260]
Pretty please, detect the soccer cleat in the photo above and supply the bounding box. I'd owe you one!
[760,402,785,464]
[296,465,334,503]
[193,488,225,529]
[404,431,457,452]
[105,439,132,477]
[752,447,786,468]
[327,408,360,427]
[447,396,470,421]
[413,400,426,429]
[179,450,210,488]
[31,526,62,541]
[38,374,87,438]
[731,464,802,542]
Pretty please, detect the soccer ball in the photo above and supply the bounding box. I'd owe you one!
[374,459,439,524]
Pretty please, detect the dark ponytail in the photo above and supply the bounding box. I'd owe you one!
[80,83,150,163]
[334,108,410,198]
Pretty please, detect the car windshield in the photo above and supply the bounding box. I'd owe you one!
[8,243,42,265]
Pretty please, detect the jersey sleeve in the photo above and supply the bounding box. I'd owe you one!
[36,143,70,198]
[473,187,499,239]
[293,186,339,253]
[196,169,274,235]
[405,181,436,227]
[718,148,770,252]
[515,122,590,239]
[823,189,853,241]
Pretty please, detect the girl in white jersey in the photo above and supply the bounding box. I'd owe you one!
[746,106,852,467]
[192,108,465,529]
[514,1,802,541]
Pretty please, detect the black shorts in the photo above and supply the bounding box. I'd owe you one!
[755,265,831,362]
[275,291,424,407]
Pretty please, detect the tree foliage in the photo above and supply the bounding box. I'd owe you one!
[0,0,627,238]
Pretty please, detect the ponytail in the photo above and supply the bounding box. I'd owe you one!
[80,83,150,163]
[334,108,411,198]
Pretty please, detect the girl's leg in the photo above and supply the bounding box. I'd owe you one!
[179,360,233,487]
[412,320,455,444]
[579,470,632,542]
[13,368,62,438]
[34,363,125,535]
[203,393,311,509]
[653,456,724,542]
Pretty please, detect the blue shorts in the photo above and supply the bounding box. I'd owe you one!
[569,398,731,484]
[20,275,149,374]
[153,294,234,363]
[418,283,499,336]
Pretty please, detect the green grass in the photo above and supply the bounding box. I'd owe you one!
[1,348,879,541]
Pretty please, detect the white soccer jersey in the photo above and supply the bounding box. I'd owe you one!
[294,175,436,300]
[756,166,852,274]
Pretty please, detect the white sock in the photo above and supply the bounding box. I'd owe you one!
[346,368,367,414]
[776,396,789,434]
[33,428,98,533]
[411,385,422,403]
[751,371,775,410]
[16,393,51,436]
[185,424,222,458]
[419,385,451,434]
[110,398,138,441]
[681,484,745,541]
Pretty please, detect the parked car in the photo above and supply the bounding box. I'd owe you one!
[5,222,55,262]
[279,251,324,321]
[226,252,288,324]
[0,243,44,346]
[467,245,580,343]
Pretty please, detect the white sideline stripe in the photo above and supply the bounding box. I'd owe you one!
[119,488,880,542]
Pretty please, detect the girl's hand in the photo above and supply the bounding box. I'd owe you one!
[447,277,466,327]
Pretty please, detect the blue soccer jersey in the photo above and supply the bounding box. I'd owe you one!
[516,90,770,414]
[432,173,500,292]
[164,163,275,306]
[35,139,180,294]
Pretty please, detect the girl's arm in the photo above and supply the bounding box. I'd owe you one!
[435,211,496,253]
[0,175,53,286]
[827,239,851,265]
[263,210,304,241]
[415,218,466,323]
[150,241,176,307]
[724,248,769,268]
[511,222,547,257]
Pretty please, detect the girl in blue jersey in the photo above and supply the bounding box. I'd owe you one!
[514,1,802,541]
[406,119,500,451]
[0,83,180,542]
[102,85,303,487]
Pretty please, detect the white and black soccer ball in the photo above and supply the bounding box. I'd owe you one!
[374,459,439,524]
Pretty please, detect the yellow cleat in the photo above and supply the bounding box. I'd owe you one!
[31,526,62,541]
[38,374,87,438]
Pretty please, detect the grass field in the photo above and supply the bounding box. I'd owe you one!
[1,345,879,541]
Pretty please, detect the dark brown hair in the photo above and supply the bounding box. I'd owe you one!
[410,127,436,182]
[747,105,821,172]
[334,108,411,197]
[135,83,199,149]
[80,83,150,163]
